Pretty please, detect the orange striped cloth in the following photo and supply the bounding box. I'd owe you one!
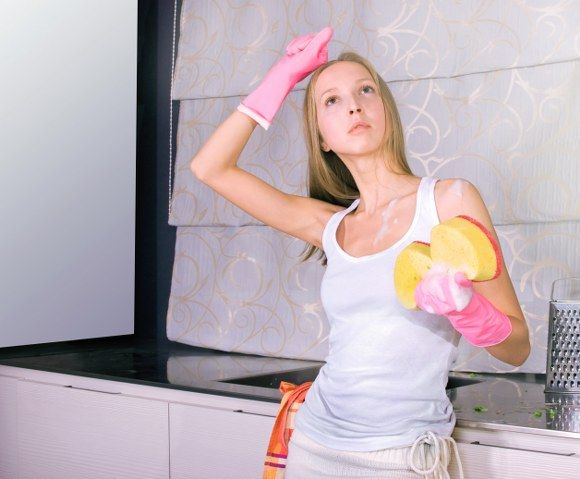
[263,380,313,478]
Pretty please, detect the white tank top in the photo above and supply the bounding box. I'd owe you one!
[294,176,461,451]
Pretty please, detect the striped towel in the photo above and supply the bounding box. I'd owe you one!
[263,380,313,478]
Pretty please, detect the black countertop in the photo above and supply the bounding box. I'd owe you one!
[0,336,324,402]
[0,336,578,437]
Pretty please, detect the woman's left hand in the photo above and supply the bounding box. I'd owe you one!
[414,266,473,315]
[414,265,513,348]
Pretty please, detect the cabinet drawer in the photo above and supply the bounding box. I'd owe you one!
[449,441,579,479]
[170,403,275,479]
[18,379,169,479]
[453,425,580,455]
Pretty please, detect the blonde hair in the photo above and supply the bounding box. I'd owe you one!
[299,51,414,266]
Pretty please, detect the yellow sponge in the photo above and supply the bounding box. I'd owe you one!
[430,215,501,282]
[394,215,502,309]
[393,241,432,309]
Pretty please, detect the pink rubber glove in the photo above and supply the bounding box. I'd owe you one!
[237,26,333,130]
[414,265,513,347]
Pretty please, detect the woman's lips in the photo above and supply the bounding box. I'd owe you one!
[349,124,371,134]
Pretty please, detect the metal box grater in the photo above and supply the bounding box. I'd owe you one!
[544,392,580,432]
[545,277,580,394]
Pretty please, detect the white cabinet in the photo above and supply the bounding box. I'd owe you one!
[0,375,18,478]
[449,425,580,479]
[16,379,169,479]
[2,366,579,479]
[170,403,274,479]
[0,366,278,479]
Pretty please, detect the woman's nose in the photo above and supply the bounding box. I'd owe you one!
[349,106,362,114]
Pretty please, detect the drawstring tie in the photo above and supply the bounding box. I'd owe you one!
[409,431,464,479]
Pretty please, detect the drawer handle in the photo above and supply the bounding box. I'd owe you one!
[470,441,576,457]
[233,409,276,418]
[65,385,121,395]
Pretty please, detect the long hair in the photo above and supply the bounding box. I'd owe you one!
[299,51,414,266]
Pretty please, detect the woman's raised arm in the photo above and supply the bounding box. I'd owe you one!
[190,27,338,248]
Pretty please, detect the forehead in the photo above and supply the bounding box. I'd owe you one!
[315,61,372,95]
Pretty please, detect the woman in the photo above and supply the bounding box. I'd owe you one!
[191,26,530,479]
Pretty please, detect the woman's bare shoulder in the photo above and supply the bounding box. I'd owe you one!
[433,177,479,223]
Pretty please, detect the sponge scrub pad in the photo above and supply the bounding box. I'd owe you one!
[394,215,502,309]
[431,215,502,282]
[393,241,432,310]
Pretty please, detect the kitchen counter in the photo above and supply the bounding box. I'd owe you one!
[1,336,578,438]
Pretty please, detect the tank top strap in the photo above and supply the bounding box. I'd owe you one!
[417,176,441,226]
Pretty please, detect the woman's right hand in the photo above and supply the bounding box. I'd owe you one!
[237,26,333,130]
[279,26,333,84]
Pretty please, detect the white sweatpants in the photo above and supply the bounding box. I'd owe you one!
[285,428,463,479]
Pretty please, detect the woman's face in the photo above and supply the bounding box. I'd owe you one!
[314,61,388,159]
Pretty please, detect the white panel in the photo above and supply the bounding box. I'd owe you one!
[170,91,306,227]
[17,380,169,479]
[172,0,580,99]
[167,221,580,371]
[170,402,274,479]
[167,225,329,360]
[171,62,579,226]
[0,0,137,346]
[0,376,18,478]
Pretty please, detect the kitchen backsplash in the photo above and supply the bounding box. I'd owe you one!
[166,0,579,373]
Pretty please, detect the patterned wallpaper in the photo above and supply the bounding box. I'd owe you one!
[167,0,580,373]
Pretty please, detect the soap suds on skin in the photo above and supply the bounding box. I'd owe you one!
[373,178,467,247]
[449,179,467,201]
[372,198,399,246]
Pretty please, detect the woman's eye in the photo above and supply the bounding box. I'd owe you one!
[324,85,375,106]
